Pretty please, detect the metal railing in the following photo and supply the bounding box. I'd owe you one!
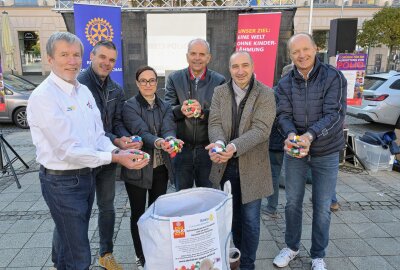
[54,0,296,10]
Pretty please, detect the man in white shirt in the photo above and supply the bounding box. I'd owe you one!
[27,32,149,270]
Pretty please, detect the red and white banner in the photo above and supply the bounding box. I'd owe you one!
[236,13,281,87]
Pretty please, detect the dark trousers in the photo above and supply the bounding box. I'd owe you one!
[125,165,169,260]
[173,145,212,190]
[41,168,95,270]
[221,159,261,270]
[93,163,117,256]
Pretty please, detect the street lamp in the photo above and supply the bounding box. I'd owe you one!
[341,0,349,18]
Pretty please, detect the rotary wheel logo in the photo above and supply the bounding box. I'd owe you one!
[85,18,114,46]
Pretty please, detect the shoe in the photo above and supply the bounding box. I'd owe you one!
[311,258,327,270]
[98,253,123,270]
[330,202,340,211]
[136,256,145,270]
[273,247,299,267]
[229,248,241,270]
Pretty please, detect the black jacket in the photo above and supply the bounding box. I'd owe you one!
[121,93,176,189]
[164,68,225,146]
[276,58,347,156]
[78,66,129,142]
[269,90,285,152]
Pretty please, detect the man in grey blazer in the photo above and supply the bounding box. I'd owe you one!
[206,51,276,270]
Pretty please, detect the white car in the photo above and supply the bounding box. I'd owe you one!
[347,71,400,127]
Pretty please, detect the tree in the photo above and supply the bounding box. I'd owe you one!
[313,30,328,51]
[357,7,400,71]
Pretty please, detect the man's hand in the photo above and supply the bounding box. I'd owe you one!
[297,133,312,156]
[181,99,202,118]
[112,149,149,170]
[114,136,143,150]
[284,133,310,158]
[159,139,184,154]
[206,143,235,164]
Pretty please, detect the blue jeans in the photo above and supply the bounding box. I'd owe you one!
[332,193,338,203]
[173,145,212,190]
[221,160,261,270]
[266,151,284,213]
[94,163,117,256]
[40,168,95,270]
[284,152,339,259]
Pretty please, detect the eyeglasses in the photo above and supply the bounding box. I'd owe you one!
[138,78,157,86]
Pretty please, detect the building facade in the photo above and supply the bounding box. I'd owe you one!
[0,0,66,75]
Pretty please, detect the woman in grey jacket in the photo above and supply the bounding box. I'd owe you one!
[121,66,180,269]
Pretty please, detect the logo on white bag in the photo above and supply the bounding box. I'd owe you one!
[172,221,185,239]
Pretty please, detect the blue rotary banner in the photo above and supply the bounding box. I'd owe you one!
[74,3,123,86]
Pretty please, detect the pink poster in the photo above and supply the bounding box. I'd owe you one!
[236,13,281,87]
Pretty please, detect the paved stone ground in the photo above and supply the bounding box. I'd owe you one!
[0,120,400,270]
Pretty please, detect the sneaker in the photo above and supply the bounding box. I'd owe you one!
[98,253,123,270]
[273,247,299,267]
[136,256,145,270]
[330,202,340,211]
[311,258,327,270]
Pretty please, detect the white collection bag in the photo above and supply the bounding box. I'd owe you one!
[138,184,233,270]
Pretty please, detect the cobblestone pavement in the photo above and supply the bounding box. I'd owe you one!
[0,118,400,270]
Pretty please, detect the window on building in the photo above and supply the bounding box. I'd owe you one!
[14,0,38,5]
[18,31,42,75]
[270,0,295,5]
[352,0,375,5]
[313,0,335,4]
[392,0,399,5]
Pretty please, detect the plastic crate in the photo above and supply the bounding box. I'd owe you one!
[355,138,395,172]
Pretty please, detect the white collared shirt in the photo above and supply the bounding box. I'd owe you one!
[27,72,116,170]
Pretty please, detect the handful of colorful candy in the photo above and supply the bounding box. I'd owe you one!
[129,150,150,161]
[163,136,183,158]
[131,135,142,143]
[288,135,304,157]
[186,99,201,118]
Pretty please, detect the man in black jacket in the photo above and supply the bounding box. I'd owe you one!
[273,33,346,270]
[77,40,141,270]
[165,38,225,190]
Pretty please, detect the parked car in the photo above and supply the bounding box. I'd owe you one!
[347,71,400,127]
[0,74,37,129]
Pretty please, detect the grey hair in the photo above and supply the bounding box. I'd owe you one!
[287,32,317,53]
[46,32,84,58]
[187,38,210,54]
[229,51,254,67]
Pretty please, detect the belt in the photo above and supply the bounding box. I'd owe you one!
[40,165,92,176]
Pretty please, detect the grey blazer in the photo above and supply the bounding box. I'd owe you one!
[208,79,276,204]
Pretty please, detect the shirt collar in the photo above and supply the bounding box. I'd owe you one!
[89,64,108,88]
[232,79,249,92]
[49,72,80,96]
[297,66,314,80]
[189,67,207,81]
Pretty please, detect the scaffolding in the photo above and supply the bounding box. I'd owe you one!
[54,0,296,11]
